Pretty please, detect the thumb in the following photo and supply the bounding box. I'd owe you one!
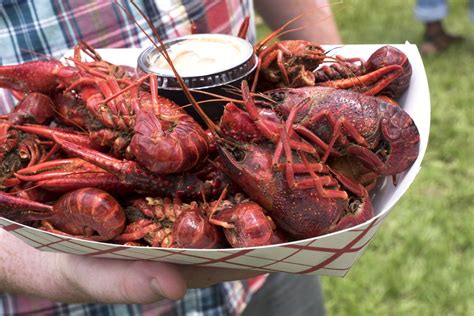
[58,255,187,303]
[0,229,187,304]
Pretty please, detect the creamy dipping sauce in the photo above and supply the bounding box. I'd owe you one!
[147,35,253,77]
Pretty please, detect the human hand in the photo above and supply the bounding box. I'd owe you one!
[0,228,263,304]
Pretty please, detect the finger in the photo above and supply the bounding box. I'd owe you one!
[0,229,187,304]
[178,265,265,289]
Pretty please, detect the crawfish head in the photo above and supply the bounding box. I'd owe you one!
[258,40,326,89]
[217,142,349,239]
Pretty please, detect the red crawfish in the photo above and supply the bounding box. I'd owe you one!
[315,46,412,99]
[252,18,411,98]
[0,187,126,241]
[17,135,208,198]
[258,86,420,176]
[122,6,375,239]
[208,193,287,248]
[213,139,374,239]
[114,196,223,249]
[251,16,327,91]
[114,191,283,249]
[0,42,210,175]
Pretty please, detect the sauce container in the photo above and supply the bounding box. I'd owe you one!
[137,34,257,125]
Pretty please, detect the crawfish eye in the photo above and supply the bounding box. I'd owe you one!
[269,91,286,102]
[232,148,246,162]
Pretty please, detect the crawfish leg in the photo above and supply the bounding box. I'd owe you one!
[318,65,402,96]
[300,110,370,163]
[273,97,325,187]
[241,81,315,154]
[299,153,348,199]
[362,67,404,96]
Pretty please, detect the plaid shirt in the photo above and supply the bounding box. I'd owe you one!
[0,0,256,113]
[0,0,264,315]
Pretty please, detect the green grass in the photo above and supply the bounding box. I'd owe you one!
[257,1,474,315]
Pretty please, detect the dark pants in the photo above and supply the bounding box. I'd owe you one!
[242,273,325,316]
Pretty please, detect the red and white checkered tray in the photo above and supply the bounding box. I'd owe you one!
[0,43,430,277]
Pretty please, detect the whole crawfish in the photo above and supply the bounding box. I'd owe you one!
[253,18,411,98]
[259,86,420,176]
[13,137,208,199]
[0,42,210,175]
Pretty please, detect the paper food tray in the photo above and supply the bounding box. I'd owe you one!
[0,43,430,277]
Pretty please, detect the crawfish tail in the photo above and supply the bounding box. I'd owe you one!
[210,201,274,248]
[49,188,126,241]
[172,207,223,248]
[347,102,420,175]
[365,46,412,98]
[130,108,210,174]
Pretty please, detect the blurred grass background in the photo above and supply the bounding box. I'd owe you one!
[256,0,474,315]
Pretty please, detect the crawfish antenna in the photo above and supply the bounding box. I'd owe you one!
[117,0,220,135]
[254,15,305,52]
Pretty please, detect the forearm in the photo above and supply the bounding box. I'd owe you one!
[254,0,342,44]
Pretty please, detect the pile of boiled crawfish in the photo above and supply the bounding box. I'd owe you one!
[0,21,420,249]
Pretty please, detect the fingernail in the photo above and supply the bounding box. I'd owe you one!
[150,278,167,299]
